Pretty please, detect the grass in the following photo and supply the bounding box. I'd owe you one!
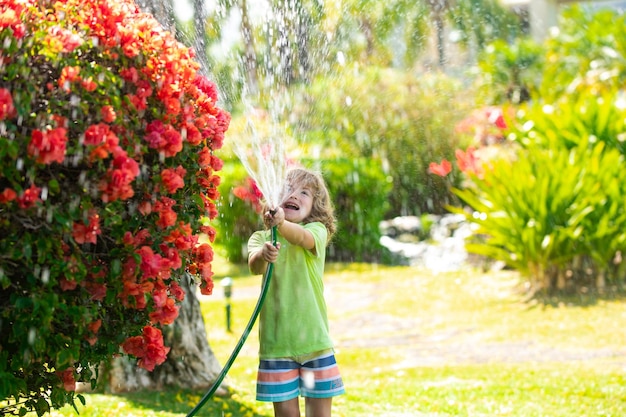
[25,262,626,416]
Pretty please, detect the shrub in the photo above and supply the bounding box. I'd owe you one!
[452,138,626,292]
[308,157,393,263]
[0,1,229,414]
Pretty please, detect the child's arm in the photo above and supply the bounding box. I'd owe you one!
[277,220,315,251]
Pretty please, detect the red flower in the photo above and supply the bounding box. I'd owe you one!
[199,225,217,243]
[184,123,202,145]
[72,211,101,244]
[455,147,483,177]
[161,166,186,194]
[0,88,15,120]
[168,281,185,301]
[121,336,144,357]
[87,319,102,334]
[145,121,183,157]
[486,107,507,130]
[28,127,68,165]
[56,368,76,392]
[154,197,177,229]
[121,326,170,371]
[0,188,16,203]
[149,297,179,325]
[194,243,214,264]
[197,146,211,168]
[428,159,452,177]
[199,264,214,296]
[16,184,41,209]
[59,277,78,291]
[85,319,102,346]
[160,244,182,270]
[99,153,139,202]
[84,123,110,145]
[58,66,80,91]
[100,105,117,123]
[233,177,264,213]
[193,73,218,102]
[137,246,164,280]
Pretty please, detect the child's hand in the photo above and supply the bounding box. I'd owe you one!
[261,241,281,263]
[263,207,285,229]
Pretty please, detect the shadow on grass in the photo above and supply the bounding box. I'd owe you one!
[528,286,626,308]
[111,389,268,417]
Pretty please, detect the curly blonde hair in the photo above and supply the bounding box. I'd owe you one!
[283,167,336,243]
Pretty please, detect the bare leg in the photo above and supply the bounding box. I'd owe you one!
[304,397,332,417]
[273,398,301,417]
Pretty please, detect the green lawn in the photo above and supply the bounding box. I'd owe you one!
[28,263,626,416]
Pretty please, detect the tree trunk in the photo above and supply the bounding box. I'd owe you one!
[434,13,445,68]
[108,273,226,393]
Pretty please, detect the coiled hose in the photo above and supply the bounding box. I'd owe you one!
[187,225,277,417]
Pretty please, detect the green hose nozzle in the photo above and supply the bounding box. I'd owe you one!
[186,225,277,417]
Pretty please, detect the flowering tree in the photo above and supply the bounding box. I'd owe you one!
[0,0,229,415]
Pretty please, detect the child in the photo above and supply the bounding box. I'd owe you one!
[247,167,345,417]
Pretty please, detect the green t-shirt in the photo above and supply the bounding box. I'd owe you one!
[248,222,333,359]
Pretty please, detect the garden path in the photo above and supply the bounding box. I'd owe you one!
[325,272,626,369]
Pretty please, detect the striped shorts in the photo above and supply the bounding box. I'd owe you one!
[256,351,345,402]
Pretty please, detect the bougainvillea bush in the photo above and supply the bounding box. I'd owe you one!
[0,0,229,414]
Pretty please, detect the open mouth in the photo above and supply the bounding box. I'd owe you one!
[284,202,300,211]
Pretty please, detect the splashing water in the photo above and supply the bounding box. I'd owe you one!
[231,109,287,211]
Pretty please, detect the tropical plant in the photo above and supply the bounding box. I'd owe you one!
[311,157,393,263]
[539,6,626,102]
[0,0,229,415]
[450,140,626,292]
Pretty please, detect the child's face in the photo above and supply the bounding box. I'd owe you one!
[280,183,314,224]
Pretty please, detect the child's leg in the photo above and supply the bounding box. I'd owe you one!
[304,397,332,417]
[273,398,301,417]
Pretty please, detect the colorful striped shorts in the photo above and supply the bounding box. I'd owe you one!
[256,351,345,402]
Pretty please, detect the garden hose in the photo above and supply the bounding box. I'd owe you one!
[187,225,278,417]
